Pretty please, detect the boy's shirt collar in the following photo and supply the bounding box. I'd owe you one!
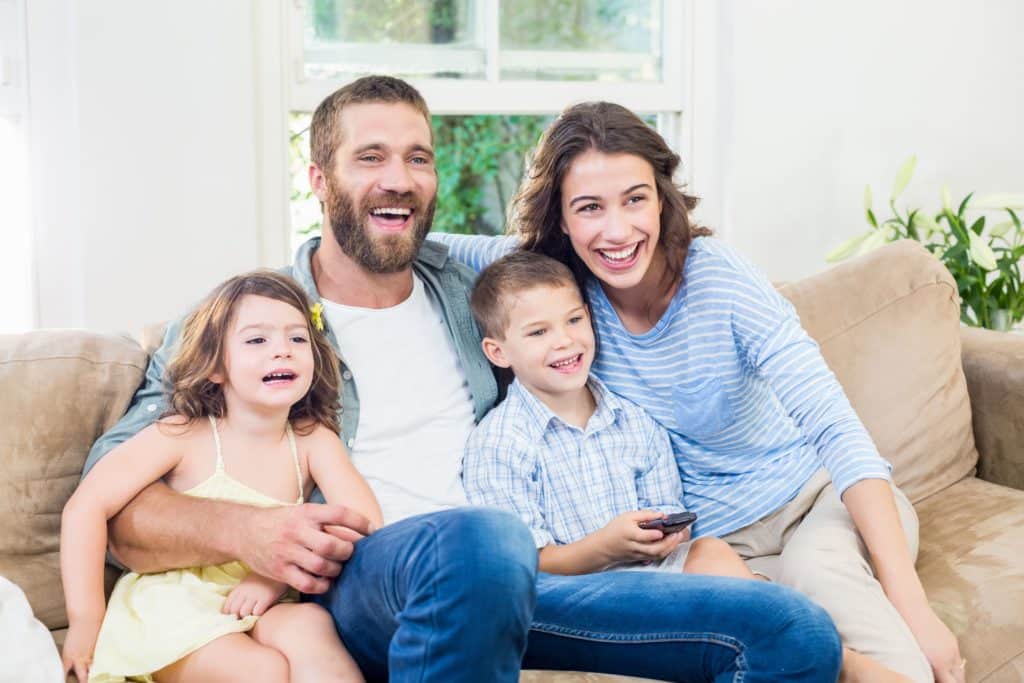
[507,375,625,441]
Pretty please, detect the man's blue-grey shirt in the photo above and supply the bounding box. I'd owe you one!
[82,236,499,500]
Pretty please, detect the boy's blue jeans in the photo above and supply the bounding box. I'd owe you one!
[313,508,842,683]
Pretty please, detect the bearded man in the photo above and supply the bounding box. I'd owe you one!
[82,76,841,683]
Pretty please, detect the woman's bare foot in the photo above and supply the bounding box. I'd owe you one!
[840,648,913,683]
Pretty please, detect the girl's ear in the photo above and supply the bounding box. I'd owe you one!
[209,369,225,385]
[481,337,512,369]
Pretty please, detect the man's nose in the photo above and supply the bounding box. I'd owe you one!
[378,157,414,194]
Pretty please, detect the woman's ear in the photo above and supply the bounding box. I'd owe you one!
[481,337,512,369]
[560,217,569,235]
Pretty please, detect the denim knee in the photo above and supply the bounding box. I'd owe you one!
[431,507,538,582]
[772,588,842,678]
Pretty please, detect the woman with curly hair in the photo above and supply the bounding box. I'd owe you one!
[436,102,964,683]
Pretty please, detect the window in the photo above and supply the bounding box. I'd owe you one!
[266,1,689,256]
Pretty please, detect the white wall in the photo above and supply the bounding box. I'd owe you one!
[27,0,263,333]
[24,0,1024,332]
[696,0,1024,281]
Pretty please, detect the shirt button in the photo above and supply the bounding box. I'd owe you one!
[342,370,352,381]
[147,404,157,413]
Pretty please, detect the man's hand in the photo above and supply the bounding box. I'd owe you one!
[235,503,372,594]
[904,604,965,683]
[223,573,288,618]
[62,621,100,683]
[592,511,687,566]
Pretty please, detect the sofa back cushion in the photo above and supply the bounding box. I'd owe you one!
[778,240,978,502]
[0,331,146,630]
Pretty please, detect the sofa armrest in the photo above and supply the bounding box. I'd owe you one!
[960,327,1024,490]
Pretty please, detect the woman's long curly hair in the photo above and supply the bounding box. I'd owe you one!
[164,270,340,435]
[511,101,711,302]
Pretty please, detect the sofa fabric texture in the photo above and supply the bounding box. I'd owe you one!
[2,241,1022,683]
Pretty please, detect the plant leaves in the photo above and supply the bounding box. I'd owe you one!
[942,184,953,212]
[826,232,871,263]
[863,184,873,212]
[890,155,916,202]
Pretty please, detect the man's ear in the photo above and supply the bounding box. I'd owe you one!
[309,164,329,203]
[481,337,511,369]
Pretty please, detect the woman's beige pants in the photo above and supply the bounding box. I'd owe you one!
[722,470,932,682]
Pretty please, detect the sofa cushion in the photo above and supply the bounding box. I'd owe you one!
[915,477,1024,682]
[0,331,147,630]
[778,240,978,503]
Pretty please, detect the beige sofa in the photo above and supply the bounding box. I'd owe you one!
[2,240,1022,683]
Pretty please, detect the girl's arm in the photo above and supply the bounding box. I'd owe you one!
[307,426,384,530]
[60,422,185,675]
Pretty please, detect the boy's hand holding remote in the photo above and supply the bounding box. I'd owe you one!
[539,511,687,575]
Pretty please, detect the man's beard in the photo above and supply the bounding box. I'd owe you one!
[324,180,436,274]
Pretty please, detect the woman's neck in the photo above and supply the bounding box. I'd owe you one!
[601,248,680,334]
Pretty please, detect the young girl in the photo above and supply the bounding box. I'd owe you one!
[433,103,965,683]
[60,271,383,683]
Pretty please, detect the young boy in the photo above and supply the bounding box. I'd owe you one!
[462,251,755,577]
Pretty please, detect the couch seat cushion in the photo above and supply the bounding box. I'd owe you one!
[916,477,1024,682]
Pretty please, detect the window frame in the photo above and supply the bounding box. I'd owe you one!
[255,0,698,267]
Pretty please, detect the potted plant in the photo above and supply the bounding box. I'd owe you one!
[828,156,1024,331]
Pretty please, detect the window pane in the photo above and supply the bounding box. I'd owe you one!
[289,113,549,254]
[500,0,662,81]
[304,0,485,81]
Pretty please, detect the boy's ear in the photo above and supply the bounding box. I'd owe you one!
[481,337,511,369]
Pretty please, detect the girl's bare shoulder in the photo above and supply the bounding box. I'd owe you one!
[148,414,210,445]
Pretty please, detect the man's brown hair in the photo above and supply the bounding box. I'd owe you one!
[310,75,432,173]
[164,270,341,435]
[470,251,581,340]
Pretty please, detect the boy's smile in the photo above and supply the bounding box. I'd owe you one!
[483,283,596,411]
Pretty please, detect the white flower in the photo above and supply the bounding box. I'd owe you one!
[968,232,998,270]
[971,193,1024,211]
[890,156,916,203]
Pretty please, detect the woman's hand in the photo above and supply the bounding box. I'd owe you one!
[61,622,99,683]
[903,604,965,683]
[593,511,687,566]
[222,573,288,618]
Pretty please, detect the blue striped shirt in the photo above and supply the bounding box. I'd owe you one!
[462,377,686,548]
[433,233,892,538]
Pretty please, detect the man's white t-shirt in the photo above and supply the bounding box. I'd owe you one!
[322,274,475,524]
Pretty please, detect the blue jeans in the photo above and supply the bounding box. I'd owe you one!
[313,508,842,683]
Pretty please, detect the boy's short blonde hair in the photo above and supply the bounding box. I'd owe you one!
[470,251,581,340]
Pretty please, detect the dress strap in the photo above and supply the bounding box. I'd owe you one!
[285,422,304,503]
[208,415,224,471]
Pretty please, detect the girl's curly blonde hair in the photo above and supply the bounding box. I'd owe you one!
[164,270,340,435]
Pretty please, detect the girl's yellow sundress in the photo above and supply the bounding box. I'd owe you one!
[88,417,303,683]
